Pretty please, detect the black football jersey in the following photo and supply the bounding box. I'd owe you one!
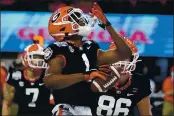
[89,73,151,116]
[6,69,52,115]
[44,40,100,106]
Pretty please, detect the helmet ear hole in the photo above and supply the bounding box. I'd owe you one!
[60,27,66,31]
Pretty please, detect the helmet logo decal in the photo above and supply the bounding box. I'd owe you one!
[67,8,73,13]
[52,12,60,23]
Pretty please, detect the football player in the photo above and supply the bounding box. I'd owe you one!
[43,2,132,110]
[2,43,52,116]
[52,39,152,116]
[88,41,152,116]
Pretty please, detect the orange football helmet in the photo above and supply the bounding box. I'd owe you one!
[21,44,48,69]
[48,6,96,41]
[109,38,141,74]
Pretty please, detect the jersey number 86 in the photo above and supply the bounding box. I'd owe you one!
[97,95,132,116]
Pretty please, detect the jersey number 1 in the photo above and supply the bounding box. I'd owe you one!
[26,88,39,107]
[82,53,90,71]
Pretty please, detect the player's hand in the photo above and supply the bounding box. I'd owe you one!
[89,2,111,29]
[98,65,112,77]
[89,2,107,24]
[84,69,106,81]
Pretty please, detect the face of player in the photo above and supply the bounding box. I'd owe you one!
[28,54,47,70]
[30,55,43,66]
[68,11,88,26]
[68,10,92,37]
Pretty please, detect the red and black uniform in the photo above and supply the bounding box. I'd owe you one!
[89,73,151,116]
[6,69,52,115]
[44,40,100,106]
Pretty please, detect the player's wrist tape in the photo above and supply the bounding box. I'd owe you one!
[98,20,111,30]
[84,69,97,80]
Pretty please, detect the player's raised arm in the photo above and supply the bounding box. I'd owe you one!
[90,2,132,65]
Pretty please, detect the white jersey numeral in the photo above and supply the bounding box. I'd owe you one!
[26,88,39,107]
[97,95,132,116]
[81,53,90,71]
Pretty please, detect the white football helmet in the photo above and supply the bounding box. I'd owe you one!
[21,44,48,69]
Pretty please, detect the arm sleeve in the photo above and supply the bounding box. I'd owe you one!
[43,42,68,63]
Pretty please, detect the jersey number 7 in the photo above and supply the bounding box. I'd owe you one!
[26,88,39,107]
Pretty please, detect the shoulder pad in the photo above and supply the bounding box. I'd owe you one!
[54,41,68,47]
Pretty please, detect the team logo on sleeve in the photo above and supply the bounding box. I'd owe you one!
[12,71,22,80]
[44,47,53,60]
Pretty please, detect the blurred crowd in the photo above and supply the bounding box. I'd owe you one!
[136,58,174,116]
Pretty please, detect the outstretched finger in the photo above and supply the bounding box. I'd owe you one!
[93,2,103,12]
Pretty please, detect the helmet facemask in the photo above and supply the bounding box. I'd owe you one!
[111,53,141,75]
[22,44,49,70]
[66,8,97,37]
[25,51,48,69]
